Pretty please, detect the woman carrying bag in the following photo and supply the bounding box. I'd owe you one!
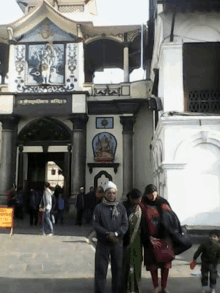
[140,184,192,293]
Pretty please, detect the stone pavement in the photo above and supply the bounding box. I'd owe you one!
[0,217,219,293]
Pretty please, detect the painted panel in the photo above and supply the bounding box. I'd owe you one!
[27,43,65,85]
[96,117,114,129]
[19,19,76,43]
[14,43,79,93]
[92,132,117,162]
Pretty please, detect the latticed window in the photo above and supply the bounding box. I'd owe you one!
[188,90,220,113]
[58,5,84,13]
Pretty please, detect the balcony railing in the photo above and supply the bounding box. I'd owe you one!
[188,90,220,113]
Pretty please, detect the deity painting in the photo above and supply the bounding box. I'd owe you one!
[92,132,117,162]
[27,43,65,84]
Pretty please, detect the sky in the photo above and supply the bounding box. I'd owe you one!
[0,0,149,25]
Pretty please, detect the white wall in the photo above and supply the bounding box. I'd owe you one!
[152,116,220,225]
[133,104,153,194]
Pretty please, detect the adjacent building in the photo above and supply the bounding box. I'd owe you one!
[149,0,220,225]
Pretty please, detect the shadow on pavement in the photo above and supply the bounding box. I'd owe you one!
[0,214,93,238]
[0,276,213,293]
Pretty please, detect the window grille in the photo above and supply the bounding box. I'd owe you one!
[58,5,84,13]
[188,90,220,113]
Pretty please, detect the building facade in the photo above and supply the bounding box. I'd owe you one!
[2,0,219,226]
[149,0,220,225]
[0,0,155,211]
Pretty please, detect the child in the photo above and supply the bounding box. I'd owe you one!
[190,230,220,293]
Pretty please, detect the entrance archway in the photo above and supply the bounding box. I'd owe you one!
[17,117,71,197]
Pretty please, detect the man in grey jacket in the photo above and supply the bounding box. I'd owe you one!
[93,181,128,293]
[41,182,54,236]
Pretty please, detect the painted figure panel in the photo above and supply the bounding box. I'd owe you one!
[27,43,65,84]
[92,132,117,162]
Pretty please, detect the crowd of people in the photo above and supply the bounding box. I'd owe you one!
[6,183,66,235]
[92,181,220,293]
[6,181,220,293]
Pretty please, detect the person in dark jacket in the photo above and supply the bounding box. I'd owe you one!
[29,189,40,226]
[140,184,192,293]
[75,187,85,226]
[190,230,220,293]
[85,186,96,223]
[93,181,128,293]
[15,187,24,220]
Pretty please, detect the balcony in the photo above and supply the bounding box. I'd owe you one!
[84,80,153,101]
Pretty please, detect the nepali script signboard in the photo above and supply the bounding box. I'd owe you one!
[0,207,14,236]
[14,95,72,115]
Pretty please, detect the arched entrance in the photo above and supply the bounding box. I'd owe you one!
[17,117,72,196]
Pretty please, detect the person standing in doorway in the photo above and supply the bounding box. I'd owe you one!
[93,181,128,293]
[15,186,24,220]
[29,188,40,226]
[40,182,54,236]
[85,186,96,223]
[75,187,85,226]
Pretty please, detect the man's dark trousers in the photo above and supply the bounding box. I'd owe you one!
[95,241,123,293]
[76,208,84,225]
[201,263,218,288]
[30,207,38,225]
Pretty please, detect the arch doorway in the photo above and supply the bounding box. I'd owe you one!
[17,117,72,197]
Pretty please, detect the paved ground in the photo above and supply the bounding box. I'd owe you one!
[0,215,219,293]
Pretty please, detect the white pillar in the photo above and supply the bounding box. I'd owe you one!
[8,44,16,92]
[123,43,130,82]
[159,43,184,112]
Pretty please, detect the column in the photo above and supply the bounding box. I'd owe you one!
[123,42,130,82]
[0,116,19,204]
[63,144,71,198]
[17,145,23,189]
[69,114,88,212]
[120,116,135,198]
[160,44,184,112]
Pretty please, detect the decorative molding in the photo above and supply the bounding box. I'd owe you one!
[69,114,88,130]
[120,116,136,133]
[0,115,20,130]
[93,85,121,96]
[127,29,140,42]
[161,162,187,170]
[201,131,208,143]
[83,34,124,43]
[87,163,119,174]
